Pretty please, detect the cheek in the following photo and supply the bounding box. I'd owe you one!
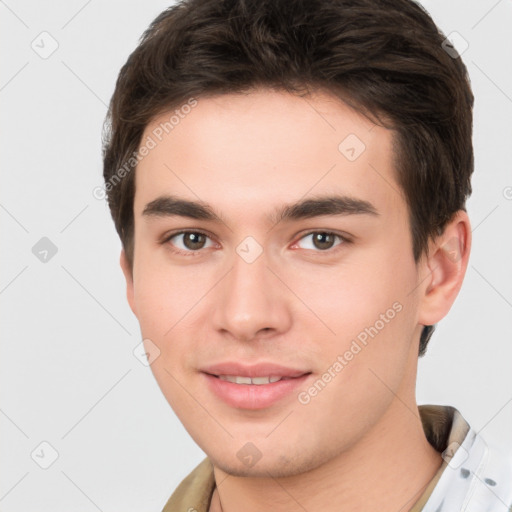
[132,249,201,332]
[130,256,219,379]
[291,291,416,445]
[285,243,419,406]
[286,246,416,341]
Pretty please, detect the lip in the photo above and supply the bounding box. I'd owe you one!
[201,362,310,379]
[200,361,312,410]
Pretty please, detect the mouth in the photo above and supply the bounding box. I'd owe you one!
[207,374,307,385]
[201,369,313,410]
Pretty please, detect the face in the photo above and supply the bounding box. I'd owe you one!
[123,89,429,477]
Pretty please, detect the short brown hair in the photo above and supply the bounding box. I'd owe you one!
[102,0,474,356]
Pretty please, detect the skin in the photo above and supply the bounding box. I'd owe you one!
[120,88,471,512]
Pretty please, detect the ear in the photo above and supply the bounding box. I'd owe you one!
[120,249,137,317]
[417,210,472,327]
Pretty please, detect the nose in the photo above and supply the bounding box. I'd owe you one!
[212,246,292,342]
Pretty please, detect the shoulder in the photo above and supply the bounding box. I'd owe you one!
[454,433,512,512]
[424,425,512,511]
[470,439,512,511]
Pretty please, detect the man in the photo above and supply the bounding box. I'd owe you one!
[101,0,512,510]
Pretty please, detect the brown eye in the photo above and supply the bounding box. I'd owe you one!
[312,232,337,250]
[182,232,207,250]
[166,231,215,253]
[295,231,345,251]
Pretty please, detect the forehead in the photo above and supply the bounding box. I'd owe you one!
[133,89,404,224]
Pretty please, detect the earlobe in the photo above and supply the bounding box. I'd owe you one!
[120,249,137,317]
[417,210,472,326]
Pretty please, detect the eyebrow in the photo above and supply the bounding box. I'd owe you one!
[142,194,379,224]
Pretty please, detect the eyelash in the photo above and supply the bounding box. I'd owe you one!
[161,230,351,257]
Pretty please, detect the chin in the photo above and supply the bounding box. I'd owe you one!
[209,450,326,479]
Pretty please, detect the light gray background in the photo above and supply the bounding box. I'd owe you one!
[1,0,511,510]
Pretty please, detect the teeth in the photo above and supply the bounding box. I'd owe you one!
[218,375,283,385]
